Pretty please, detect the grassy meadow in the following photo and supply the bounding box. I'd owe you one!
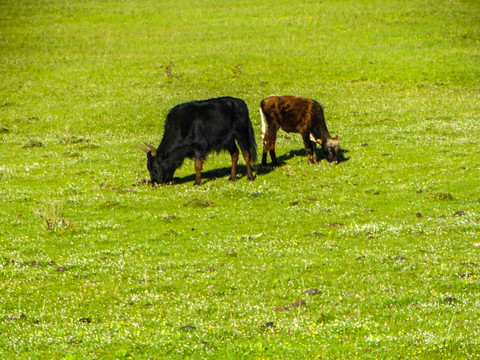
[1,0,480,358]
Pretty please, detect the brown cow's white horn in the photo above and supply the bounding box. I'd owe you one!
[309,134,322,144]
[137,144,150,153]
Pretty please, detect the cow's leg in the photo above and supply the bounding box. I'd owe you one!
[269,149,278,166]
[302,133,316,164]
[312,142,317,163]
[242,150,255,181]
[261,137,269,166]
[262,126,279,166]
[261,151,268,166]
[194,157,204,185]
[228,144,240,181]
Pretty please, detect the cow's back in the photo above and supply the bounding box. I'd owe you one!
[160,97,254,155]
[261,95,318,134]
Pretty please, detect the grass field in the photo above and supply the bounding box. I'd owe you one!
[1,0,480,358]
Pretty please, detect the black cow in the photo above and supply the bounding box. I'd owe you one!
[139,97,257,186]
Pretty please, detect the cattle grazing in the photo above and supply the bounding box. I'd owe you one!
[259,95,340,166]
[138,96,257,186]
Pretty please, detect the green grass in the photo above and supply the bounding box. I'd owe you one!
[1,0,480,358]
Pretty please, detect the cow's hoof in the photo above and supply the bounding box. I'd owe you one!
[229,176,238,182]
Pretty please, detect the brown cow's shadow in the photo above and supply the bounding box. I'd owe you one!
[257,147,349,175]
[171,148,349,184]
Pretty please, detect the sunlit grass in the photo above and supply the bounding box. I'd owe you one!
[1,0,480,358]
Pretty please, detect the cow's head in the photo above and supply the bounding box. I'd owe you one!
[138,143,175,185]
[322,137,340,164]
[310,135,340,164]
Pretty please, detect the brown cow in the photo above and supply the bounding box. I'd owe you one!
[260,95,340,166]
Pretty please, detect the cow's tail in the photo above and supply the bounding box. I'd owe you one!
[259,105,267,141]
[236,101,257,164]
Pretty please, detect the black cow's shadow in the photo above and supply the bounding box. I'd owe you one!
[172,165,251,185]
[172,150,299,184]
[170,148,349,185]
